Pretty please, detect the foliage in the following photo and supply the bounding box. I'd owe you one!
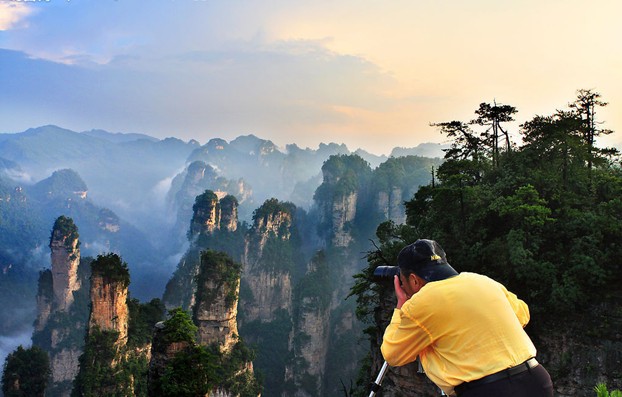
[2,345,50,397]
[127,298,165,347]
[349,89,622,395]
[152,308,261,397]
[72,325,151,397]
[90,252,130,289]
[371,155,441,193]
[313,154,372,203]
[258,233,296,273]
[295,252,332,312]
[158,344,218,397]
[252,197,295,225]
[71,327,126,397]
[404,89,621,318]
[193,250,241,314]
[50,215,80,248]
[239,309,292,396]
[156,307,198,349]
[595,383,622,397]
[33,169,88,199]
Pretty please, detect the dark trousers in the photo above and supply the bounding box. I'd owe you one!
[457,365,553,397]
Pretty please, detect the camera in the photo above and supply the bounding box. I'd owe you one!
[373,265,400,280]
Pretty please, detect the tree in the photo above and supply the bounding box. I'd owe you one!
[2,345,50,397]
[471,102,518,166]
[568,89,617,172]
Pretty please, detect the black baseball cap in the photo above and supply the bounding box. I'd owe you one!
[397,239,458,282]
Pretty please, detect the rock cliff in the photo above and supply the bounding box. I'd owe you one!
[163,190,242,310]
[32,216,90,397]
[283,254,331,397]
[190,190,240,237]
[88,261,130,345]
[241,198,295,323]
[72,253,151,397]
[49,216,81,312]
[193,250,242,353]
[168,161,250,241]
[376,186,407,225]
[151,252,260,397]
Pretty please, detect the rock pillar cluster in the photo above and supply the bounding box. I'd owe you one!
[190,190,239,236]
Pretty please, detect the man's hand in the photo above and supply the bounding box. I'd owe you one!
[394,275,411,309]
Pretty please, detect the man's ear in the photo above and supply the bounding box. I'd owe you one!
[406,272,419,289]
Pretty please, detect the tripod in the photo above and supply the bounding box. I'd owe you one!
[368,361,389,397]
[368,360,447,396]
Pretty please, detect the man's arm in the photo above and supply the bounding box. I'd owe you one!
[501,284,530,327]
[381,276,432,366]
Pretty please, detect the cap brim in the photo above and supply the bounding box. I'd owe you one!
[417,263,459,282]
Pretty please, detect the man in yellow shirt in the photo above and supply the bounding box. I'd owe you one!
[381,239,553,396]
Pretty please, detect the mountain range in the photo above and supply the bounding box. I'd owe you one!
[0,124,446,369]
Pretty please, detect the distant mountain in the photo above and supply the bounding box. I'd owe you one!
[390,142,447,158]
[81,129,159,143]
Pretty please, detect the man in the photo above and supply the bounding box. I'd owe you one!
[381,239,553,396]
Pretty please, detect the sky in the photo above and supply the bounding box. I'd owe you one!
[1,0,621,156]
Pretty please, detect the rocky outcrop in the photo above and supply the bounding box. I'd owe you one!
[242,199,295,324]
[377,186,407,225]
[32,216,88,397]
[169,161,249,241]
[220,194,239,232]
[190,190,221,236]
[330,192,357,247]
[34,270,53,333]
[283,254,332,397]
[49,216,81,312]
[190,190,239,237]
[88,270,129,345]
[193,250,241,353]
[71,253,142,397]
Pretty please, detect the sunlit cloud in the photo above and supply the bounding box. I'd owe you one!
[0,0,620,154]
[0,2,34,31]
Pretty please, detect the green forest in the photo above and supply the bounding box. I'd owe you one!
[350,89,621,395]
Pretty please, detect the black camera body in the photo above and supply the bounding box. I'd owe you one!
[373,265,400,280]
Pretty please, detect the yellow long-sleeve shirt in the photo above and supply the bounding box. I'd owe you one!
[381,272,536,396]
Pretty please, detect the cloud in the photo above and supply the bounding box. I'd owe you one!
[0,2,34,31]
[0,36,406,152]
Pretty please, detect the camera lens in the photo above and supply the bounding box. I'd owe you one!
[373,266,400,279]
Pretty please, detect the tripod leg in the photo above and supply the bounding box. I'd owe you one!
[369,361,390,397]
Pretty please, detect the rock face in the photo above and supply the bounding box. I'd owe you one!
[32,216,88,397]
[88,271,129,344]
[169,161,249,241]
[376,186,407,225]
[34,270,53,334]
[190,190,239,237]
[241,199,295,324]
[163,190,241,310]
[220,194,239,232]
[329,192,357,247]
[283,256,332,397]
[193,251,241,353]
[314,155,371,248]
[49,216,81,312]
